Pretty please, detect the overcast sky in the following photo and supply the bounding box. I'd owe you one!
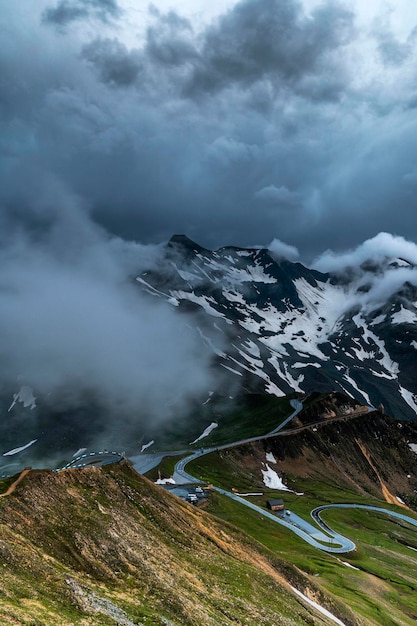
[3,0,417,443]
[2,0,417,258]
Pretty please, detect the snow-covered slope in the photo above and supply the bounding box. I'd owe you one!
[137,235,417,421]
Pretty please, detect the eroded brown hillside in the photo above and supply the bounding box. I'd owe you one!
[208,398,417,506]
[0,461,349,626]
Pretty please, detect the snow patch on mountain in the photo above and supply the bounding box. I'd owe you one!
[352,314,399,377]
[243,340,261,358]
[391,306,417,325]
[197,328,226,358]
[135,276,165,298]
[369,369,393,379]
[390,258,412,268]
[265,381,286,397]
[291,587,346,626]
[370,314,386,325]
[140,440,154,453]
[73,447,87,458]
[342,371,371,405]
[292,362,320,369]
[225,264,277,284]
[171,291,226,319]
[261,464,290,490]
[8,386,36,412]
[197,253,277,285]
[266,451,277,463]
[399,387,417,415]
[170,262,202,284]
[351,342,375,362]
[223,289,246,305]
[190,422,218,444]
[3,439,38,456]
[202,391,214,405]
[220,364,243,376]
[227,351,288,397]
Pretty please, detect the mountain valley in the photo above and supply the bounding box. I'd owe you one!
[2,392,417,625]
[3,236,417,625]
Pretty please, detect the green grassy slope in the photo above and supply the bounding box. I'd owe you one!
[145,393,293,450]
[185,407,417,626]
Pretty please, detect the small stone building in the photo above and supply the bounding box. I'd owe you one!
[266,499,284,512]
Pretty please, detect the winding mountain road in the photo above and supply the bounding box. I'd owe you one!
[168,399,417,554]
[312,503,417,532]
[173,398,303,483]
[57,451,123,471]
[213,486,356,553]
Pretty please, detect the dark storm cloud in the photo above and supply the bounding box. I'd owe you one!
[81,9,196,88]
[1,0,417,438]
[377,32,411,66]
[80,0,353,103]
[145,8,197,67]
[184,0,354,99]
[2,0,417,264]
[82,38,142,87]
[43,0,121,26]
[81,8,197,89]
[254,185,301,209]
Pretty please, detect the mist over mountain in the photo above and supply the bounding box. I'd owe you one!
[3,4,417,623]
[0,213,221,470]
[2,228,417,474]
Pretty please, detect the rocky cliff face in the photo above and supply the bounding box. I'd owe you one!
[138,235,417,421]
[198,397,417,507]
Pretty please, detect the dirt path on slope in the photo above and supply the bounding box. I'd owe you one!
[0,468,31,498]
[355,439,409,509]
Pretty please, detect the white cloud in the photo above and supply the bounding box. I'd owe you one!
[311,232,417,313]
[0,194,217,422]
[312,232,417,273]
[268,238,300,262]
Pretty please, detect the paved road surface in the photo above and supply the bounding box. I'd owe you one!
[312,503,417,531]
[172,398,304,484]
[213,486,356,553]
[269,399,303,434]
[57,451,123,471]
[169,400,417,553]
[130,451,187,475]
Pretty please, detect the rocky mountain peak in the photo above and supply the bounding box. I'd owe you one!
[138,236,417,422]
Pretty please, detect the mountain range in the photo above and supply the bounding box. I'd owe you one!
[137,234,417,422]
[2,233,417,474]
[3,235,417,624]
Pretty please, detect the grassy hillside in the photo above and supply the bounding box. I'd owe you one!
[144,393,293,450]
[0,461,350,626]
[3,393,417,625]
[186,407,417,625]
